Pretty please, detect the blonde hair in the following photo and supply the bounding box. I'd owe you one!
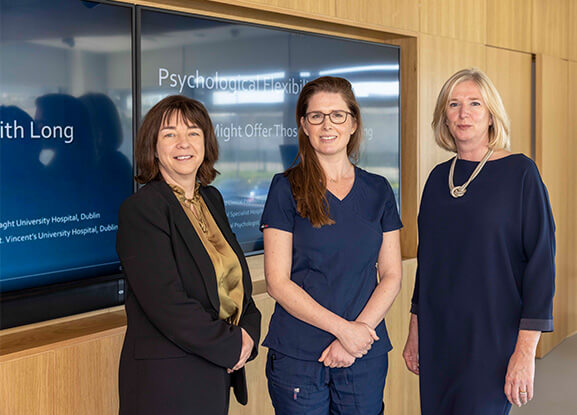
[432,68,511,152]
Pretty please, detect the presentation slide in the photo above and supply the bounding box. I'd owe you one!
[140,10,401,253]
[0,1,399,294]
[0,0,133,292]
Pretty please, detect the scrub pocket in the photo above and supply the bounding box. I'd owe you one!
[265,350,328,415]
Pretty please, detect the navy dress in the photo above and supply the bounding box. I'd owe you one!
[261,167,402,360]
[411,154,555,415]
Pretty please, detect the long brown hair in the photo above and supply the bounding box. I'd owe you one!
[135,95,219,185]
[286,76,363,228]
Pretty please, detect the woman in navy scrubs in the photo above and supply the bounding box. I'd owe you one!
[260,76,403,414]
[403,68,555,414]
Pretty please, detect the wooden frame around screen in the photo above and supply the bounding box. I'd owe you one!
[121,0,420,260]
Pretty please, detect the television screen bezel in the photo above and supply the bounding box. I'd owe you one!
[0,0,135,329]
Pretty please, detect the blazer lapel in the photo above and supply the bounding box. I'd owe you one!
[154,181,220,313]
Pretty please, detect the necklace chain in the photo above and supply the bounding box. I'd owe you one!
[327,165,354,183]
[184,192,208,233]
[171,183,208,233]
[448,148,494,198]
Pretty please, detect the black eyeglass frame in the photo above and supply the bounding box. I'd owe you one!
[304,110,355,125]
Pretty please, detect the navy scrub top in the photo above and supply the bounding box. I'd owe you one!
[260,166,402,361]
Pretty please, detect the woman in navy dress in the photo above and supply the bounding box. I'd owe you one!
[260,76,403,414]
[403,68,555,414]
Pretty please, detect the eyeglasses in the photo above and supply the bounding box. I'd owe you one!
[304,110,354,125]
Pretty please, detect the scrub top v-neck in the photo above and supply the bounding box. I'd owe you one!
[260,166,402,361]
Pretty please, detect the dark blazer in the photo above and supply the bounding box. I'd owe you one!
[116,180,261,415]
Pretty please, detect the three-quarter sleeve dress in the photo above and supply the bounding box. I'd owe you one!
[411,154,555,414]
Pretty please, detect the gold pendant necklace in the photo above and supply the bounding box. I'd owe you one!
[448,148,494,198]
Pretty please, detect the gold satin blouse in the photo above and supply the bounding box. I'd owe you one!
[170,184,244,325]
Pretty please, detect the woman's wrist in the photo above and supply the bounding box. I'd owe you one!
[514,330,540,356]
[331,318,352,339]
[354,315,373,328]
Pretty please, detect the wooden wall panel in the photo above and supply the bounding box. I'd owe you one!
[418,34,486,192]
[385,36,419,258]
[229,293,275,415]
[532,0,569,59]
[567,61,577,336]
[334,0,419,31]
[569,0,577,62]
[535,55,569,356]
[420,0,486,43]
[124,0,407,46]
[485,47,532,157]
[0,354,54,415]
[486,0,533,53]
[53,334,124,415]
[250,0,335,16]
[384,259,420,415]
[206,0,336,17]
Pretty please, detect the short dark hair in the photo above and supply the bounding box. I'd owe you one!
[135,95,219,185]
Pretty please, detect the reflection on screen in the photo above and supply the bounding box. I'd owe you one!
[0,0,133,292]
[140,11,400,253]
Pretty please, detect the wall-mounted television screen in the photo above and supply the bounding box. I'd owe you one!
[0,0,400,329]
[140,8,401,253]
[0,0,133,328]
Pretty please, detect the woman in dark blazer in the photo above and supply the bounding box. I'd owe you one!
[117,95,261,415]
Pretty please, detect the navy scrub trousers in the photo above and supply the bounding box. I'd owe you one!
[266,350,387,415]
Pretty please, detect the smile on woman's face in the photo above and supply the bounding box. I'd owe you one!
[156,112,205,187]
[301,92,357,159]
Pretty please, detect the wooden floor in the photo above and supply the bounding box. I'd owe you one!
[511,334,577,414]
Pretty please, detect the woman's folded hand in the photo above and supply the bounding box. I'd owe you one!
[335,321,379,358]
[228,328,254,373]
